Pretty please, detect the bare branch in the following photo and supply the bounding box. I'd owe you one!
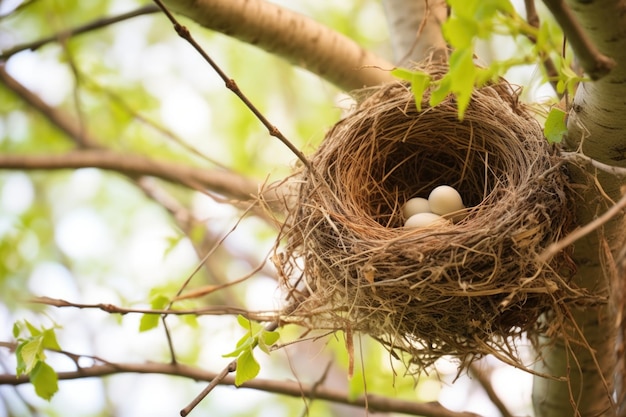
[0,151,259,201]
[0,5,160,60]
[0,356,482,417]
[0,64,97,147]
[152,0,311,170]
[469,363,514,417]
[29,296,278,322]
[539,188,626,263]
[522,0,560,94]
[161,0,395,91]
[541,0,615,80]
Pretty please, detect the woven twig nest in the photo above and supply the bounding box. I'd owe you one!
[276,75,584,370]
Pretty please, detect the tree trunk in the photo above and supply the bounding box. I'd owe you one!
[381,0,447,65]
[532,1,626,416]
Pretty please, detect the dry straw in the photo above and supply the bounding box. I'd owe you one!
[275,72,588,371]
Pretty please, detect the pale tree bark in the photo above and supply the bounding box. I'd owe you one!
[382,0,447,65]
[161,0,395,91]
[532,1,626,416]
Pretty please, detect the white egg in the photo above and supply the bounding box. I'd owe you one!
[428,185,465,215]
[402,197,431,218]
[404,212,448,228]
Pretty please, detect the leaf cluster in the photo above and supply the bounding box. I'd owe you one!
[13,320,61,401]
[222,315,279,386]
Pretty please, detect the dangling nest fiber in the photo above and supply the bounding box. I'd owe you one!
[276,72,584,370]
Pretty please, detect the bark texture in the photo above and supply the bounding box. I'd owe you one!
[162,0,395,91]
[532,1,626,416]
[382,0,447,65]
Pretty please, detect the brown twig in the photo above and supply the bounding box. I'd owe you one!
[0,5,160,60]
[539,188,626,263]
[541,0,615,80]
[0,64,96,146]
[180,320,280,416]
[150,0,312,171]
[0,355,482,417]
[29,296,278,322]
[523,0,560,94]
[0,151,258,201]
[469,363,514,417]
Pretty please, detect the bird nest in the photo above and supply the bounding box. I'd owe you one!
[274,75,584,370]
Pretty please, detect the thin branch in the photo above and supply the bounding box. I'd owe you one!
[0,64,96,146]
[0,151,258,201]
[0,5,160,60]
[469,363,514,417]
[29,296,278,322]
[180,320,281,415]
[561,151,626,179]
[541,0,615,80]
[152,0,311,171]
[161,0,395,91]
[523,0,560,94]
[539,186,626,263]
[0,358,482,417]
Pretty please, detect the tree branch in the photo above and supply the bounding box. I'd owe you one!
[152,0,311,170]
[0,5,160,60]
[0,357,482,417]
[523,0,560,94]
[161,0,395,91]
[541,0,615,80]
[533,1,626,415]
[0,64,97,147]
[0,151,258,201]
[28,296,277,321]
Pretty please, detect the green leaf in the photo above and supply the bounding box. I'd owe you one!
[41,328,61,351]
[25,320,41,337]
[391,68,431,111]
[429,76,452,108]
[443,17,477,48]
[544,108,568,144]
[139,314,160,332]
[448,49,476,119]
[223,336,255,358]
[15,343,27,375]
[19,338,44,374]
[12,322,20,338]
[258,330,279,355]
[30,361,58,401]
[139,294,170,332]
[235,350,260,386]
[237,314,251,330]
[262,331,279,347]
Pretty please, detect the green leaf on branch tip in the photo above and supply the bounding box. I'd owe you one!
[544,108,568,144]
[442,17,477,48]
[17,338,44,374]
[139,294,170,332]
[42,328,61,351]
[235,350,260,386]
[258,330,279,354]
[391,68,431,111]
[30,361,59,401]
